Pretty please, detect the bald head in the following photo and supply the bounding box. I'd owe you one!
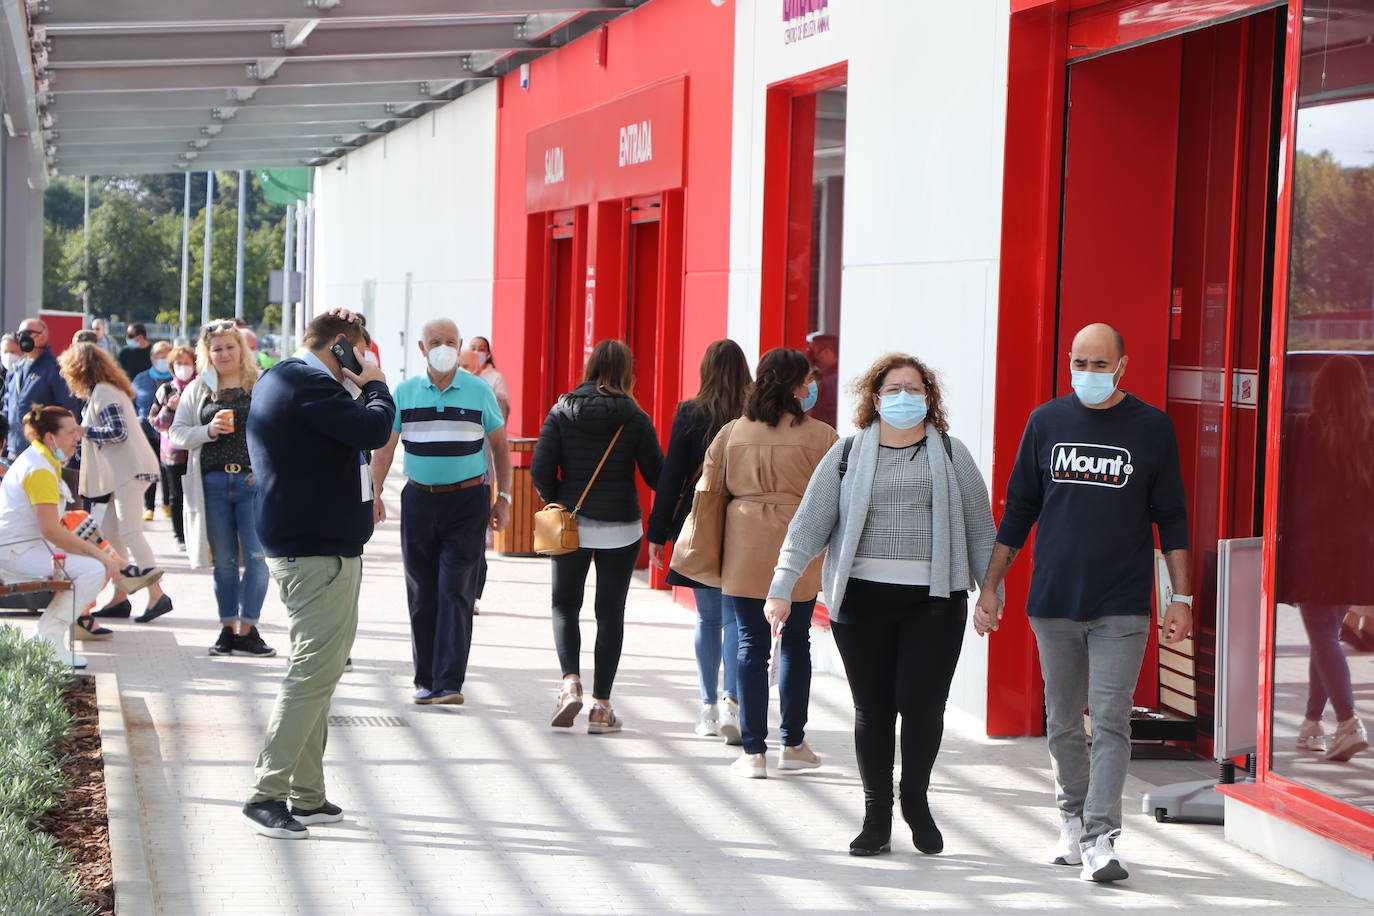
[457,348,481,374]
[421,319,459,345]
[1072,323,1124,360]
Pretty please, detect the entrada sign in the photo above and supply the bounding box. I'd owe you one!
[525,79,685,212]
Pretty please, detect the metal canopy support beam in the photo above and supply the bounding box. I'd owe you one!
[32,1,633,28]
[48,57,479,93]
[55,136,356,155]
[54,103,418,129]
[42,22,536,66]
[48,83,441,112]
[51,122,389,142]
[201,170,213,326]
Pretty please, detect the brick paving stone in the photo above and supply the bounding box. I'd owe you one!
[26,469,1370,914]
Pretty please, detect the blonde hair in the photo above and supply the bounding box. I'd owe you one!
[151,340,172,358]
[197,320,259,393]
[59,342,135,400]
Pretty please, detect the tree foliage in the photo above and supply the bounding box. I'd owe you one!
[1288,150,1374,316]
[41,171,289,328]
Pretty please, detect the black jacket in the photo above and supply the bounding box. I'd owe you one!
[646,399,712,545]
[532,382,663,523]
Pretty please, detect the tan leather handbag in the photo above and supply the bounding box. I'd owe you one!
[668,423,733,587]
[533,425,625,556]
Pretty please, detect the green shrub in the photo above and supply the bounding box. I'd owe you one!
[0,626,92,915]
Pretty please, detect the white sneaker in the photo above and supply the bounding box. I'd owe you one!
[730,752,767,779]
[777,742,822,771]
[1051,815,1083,866]
[1325,716,1370,762]
[719,697,742,746]
[1297,718,1329,752]
[1079,829,1128,882]
[694,704,720,737]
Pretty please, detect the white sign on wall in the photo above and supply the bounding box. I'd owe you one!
[782,0,831,45]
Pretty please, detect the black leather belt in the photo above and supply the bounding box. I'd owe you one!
[407,475,483,493]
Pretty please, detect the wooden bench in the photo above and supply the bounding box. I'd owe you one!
[0,577,73,613]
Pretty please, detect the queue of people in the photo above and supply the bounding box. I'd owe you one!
[4,311,1221,885]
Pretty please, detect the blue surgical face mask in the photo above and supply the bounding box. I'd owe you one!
[799,380,819,413]
[878,392,928,429]
[1071,360,1123,406]
[153,358,170,374]
[47,439,68,463]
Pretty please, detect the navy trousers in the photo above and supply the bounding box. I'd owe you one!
[401,482,489,693]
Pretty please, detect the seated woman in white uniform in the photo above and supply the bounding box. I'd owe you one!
[0,406,126,668]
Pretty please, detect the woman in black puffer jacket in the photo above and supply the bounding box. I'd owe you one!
[533,339,663,734]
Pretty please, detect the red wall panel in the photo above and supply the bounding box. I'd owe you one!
[492,0,735,438]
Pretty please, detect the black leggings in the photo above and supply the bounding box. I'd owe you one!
[550,540,641,700]
[831,579,967,811]
[166,463,188,543]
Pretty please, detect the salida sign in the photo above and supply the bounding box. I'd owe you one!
[783,0,830,45]
[525,78,685,213]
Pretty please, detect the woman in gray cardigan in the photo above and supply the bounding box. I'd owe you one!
[766,354,998,858]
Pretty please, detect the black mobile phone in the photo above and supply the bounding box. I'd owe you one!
[330,335,363,375]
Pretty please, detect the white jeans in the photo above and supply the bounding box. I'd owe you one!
[0,542,106,660]
[95,478,157,571]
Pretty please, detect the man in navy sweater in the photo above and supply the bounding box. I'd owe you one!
[973,323,1192,884]
[239,310,395,840]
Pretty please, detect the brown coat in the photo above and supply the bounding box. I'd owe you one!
[703,415,838,600]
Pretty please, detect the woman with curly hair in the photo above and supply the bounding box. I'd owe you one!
[691,347,837,778]
[60,342,173,624]
[768,354,997,857]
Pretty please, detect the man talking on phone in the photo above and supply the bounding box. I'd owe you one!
[239,310,395,840]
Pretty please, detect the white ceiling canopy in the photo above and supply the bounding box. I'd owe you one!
[24,0,645,176]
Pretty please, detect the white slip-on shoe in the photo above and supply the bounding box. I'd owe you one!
[1052,815,1083,866]
[730,752,767,779]
[1079,829,1128,883]
[719,697,742,746]
[1297,719,1329,752]
[694,703,720,737]
[777,741,822,771]
[1325,716,1370,762]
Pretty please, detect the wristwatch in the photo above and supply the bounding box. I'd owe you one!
[497,491,512,503]
[1171,593,1193,608]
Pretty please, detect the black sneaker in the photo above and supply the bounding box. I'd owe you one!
[290,800,344,825]
[344,657,353,673]
[232,626,277,657]
[241,800,307,839]
[209,626,235,656]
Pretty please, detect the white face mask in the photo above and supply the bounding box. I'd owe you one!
[363,350,379,366]
[475,352,490,367]
[174,364,195,382]
[1,352,19,371]
[426,345,458,374]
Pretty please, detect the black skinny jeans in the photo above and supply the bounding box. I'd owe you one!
[832,579,967,812]
[165,462,187,543]
[551,539,641,700]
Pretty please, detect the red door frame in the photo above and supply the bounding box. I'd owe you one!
[759,61,848,355]
[1001,0,1374,854]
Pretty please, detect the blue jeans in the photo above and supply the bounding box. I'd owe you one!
[726,595,815,756]
[695,587,738,705]
[1301,604,1356,722]
[202,470,269,625]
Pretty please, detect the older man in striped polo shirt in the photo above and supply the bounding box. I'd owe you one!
[371,318,513,705]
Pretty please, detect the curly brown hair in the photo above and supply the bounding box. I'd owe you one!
[850,353,949,433]
[59,342,136,401]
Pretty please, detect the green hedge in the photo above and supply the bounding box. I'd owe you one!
[0,626,94,915]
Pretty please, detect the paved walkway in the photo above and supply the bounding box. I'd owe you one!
[43,475,1371,914]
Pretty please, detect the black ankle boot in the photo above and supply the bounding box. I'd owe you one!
[901,793,943,855]
[849,806,892,856]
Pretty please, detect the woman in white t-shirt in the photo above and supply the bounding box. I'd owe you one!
[0,406,126,668]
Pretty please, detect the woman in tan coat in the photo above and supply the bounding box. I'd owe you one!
[703,347,837,778]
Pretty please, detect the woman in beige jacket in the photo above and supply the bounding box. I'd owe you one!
[703,347,837,778]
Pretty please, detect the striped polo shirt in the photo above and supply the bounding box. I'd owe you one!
[392,369,505,486]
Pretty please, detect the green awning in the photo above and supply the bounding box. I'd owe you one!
[256,168,314,206]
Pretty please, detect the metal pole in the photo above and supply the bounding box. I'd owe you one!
[81,175,90,325]
[234,169,247,320]
[281,207,294,354]
[201,171,214,327]
[178,171,191,341]
[293,200,306,347]
[303,193,316,324]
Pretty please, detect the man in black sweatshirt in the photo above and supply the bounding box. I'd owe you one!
[973,323,1192,884]
[239,310,395,840]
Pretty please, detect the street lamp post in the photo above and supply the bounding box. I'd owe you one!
[201,171,214,328]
